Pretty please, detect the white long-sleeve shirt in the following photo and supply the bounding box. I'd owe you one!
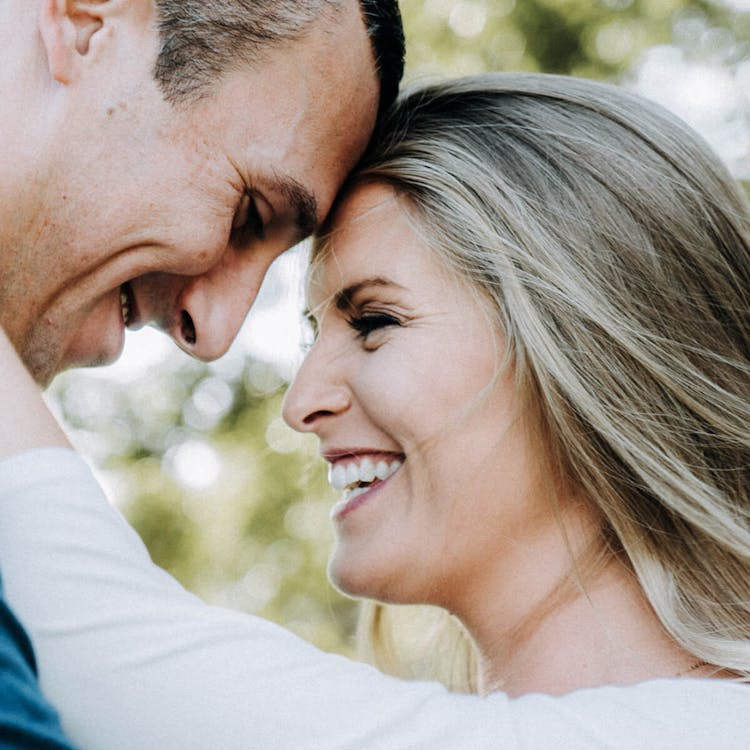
[0,448,747,750]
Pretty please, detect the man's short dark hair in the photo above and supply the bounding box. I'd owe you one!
[153,0,405,115]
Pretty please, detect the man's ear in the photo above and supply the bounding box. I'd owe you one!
[39,1,109,84]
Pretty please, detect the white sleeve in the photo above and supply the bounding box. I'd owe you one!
[0,448,747,750]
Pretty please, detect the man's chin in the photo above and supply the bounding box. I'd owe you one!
[23,337,125,388]
[62,347,124,376]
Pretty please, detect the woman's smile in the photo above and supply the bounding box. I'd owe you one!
[326,453,404,520]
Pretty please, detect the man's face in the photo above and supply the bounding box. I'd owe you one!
[1,2,379,385]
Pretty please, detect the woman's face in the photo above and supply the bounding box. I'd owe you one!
[282,183,549,611]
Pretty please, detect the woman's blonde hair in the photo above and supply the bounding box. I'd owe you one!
[313,73,750,688]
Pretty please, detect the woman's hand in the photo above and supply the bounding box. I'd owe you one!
[0,327,70,458]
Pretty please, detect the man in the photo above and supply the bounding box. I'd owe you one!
[0,0,404,745]
[2,0,403,386]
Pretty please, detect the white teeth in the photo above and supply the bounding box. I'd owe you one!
[375,460,389,480]
[120,289,130,325]
[345,462,360,486]
[359,458,375,483]
[329,464,348,490]
[327,457,402,493]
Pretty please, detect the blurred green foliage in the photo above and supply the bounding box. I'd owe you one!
[53,0,749,659]
[400,0,748,78]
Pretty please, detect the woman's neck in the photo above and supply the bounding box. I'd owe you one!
[441,496,700,697]
[471,557,698,697]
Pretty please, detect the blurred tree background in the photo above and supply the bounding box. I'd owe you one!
[50,0,749,660]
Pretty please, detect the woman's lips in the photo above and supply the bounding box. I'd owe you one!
[328,457,403,521]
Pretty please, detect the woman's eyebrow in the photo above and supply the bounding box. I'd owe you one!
[334,277,405,311]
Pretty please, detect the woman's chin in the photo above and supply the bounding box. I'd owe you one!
[327,552,365,599]
[327,548,413,605]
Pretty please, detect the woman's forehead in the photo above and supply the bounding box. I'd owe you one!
[309,184,406,282]
[330,182,403,235]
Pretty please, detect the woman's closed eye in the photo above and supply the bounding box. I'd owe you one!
[348,312,402,340]
[231,192,266,245]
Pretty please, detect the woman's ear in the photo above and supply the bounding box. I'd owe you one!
[38,0,108,84]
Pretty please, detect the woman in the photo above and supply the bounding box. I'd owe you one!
[282,72,750,695]
[0,73,748,748]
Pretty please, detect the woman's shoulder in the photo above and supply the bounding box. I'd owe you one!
[500,678,748,749]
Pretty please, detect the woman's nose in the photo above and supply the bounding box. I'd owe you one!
[282,345,351,434]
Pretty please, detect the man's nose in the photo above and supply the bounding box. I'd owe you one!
[168,245,280,361]
[282,342,351,434]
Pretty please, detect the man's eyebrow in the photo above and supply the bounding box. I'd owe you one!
[271,176,318,241]
[335,277,404,311]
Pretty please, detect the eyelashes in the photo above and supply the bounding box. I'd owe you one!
[231,192,266,245]
[347,312,401,339]
[300,309,403,353]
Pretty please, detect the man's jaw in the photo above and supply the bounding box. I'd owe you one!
[44,284,133,380]
[10,281,142,387]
